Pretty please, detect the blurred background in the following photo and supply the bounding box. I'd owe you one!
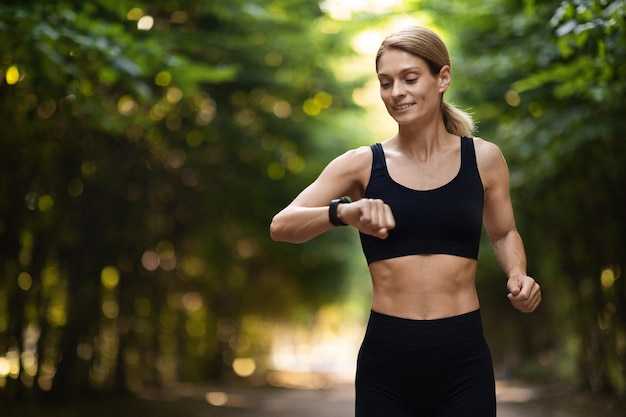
[0,0,624,414]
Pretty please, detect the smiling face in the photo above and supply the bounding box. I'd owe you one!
[376,49,450,126]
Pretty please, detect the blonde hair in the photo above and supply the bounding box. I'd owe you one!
[375,26,475,137]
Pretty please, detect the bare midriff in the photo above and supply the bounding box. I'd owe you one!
[368,254,479,320]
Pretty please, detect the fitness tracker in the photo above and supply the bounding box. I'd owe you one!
[329,196,351,226]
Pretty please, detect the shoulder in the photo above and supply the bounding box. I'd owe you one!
[472,137,507,169]
[471,137,509,188]
[316,144,374,196]
[325,145,373,174]
[336,144,374,161]
[472,137,504,160]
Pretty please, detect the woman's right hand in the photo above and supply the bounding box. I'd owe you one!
[339,198,395,239]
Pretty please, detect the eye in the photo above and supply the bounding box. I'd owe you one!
[380,81,392,89]
[406,78,418,84]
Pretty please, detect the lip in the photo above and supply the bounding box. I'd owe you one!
[393,103,415,110]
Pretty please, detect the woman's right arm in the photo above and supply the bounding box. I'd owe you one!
[270,146,394,243]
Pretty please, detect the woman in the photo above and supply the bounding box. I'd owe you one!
[270,26,541,417]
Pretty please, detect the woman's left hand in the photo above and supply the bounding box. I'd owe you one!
[507,275,541,313]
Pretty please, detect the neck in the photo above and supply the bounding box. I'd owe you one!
[394,118,450,158]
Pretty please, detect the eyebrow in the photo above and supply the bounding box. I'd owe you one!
[377,66,424,77]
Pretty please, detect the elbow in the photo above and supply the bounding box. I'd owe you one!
[489,227,519,246]
[269,215,293,243]
[269,217,284,242]
[269,214,308,244]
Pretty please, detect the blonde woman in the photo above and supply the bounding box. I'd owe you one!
[270,26,541,416]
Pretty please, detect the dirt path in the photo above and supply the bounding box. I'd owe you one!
[4,380,623,416]
[128,380,623,417]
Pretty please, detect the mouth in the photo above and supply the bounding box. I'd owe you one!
[393,103,415,111]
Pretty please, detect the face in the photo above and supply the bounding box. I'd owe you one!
[376,49,450,126]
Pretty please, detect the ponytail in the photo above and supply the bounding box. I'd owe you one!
[441,101,475,138]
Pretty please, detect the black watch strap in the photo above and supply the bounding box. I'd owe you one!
[329,196,351,226]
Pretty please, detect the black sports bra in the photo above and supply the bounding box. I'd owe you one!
[359,137,484,264]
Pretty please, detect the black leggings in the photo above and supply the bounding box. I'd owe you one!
[355,310,496,417]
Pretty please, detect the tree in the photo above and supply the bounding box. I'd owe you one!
[0,0,365,401]
[421,0,626,396]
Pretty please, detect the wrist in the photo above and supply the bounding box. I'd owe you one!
[508,272,527,281]
[329,196,351,226]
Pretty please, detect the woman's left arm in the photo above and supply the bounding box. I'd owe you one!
[475,138,542,313]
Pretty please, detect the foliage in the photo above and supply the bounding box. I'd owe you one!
[0,0,365,400]
[423,0,626,396]
[1,0,625,405]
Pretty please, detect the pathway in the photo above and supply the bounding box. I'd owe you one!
[131,379,623,417]
[5,379,623,416]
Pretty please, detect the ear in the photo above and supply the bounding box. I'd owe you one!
[438,65,451,93]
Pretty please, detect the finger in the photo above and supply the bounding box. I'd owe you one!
[357,199,385,237]
[508,293,527,309]
[507,277,522,295]
[383,204,396,230]
[374,199,386,228]
[508,286,521,298]
[520,297,539,313]
[374,201,392,238]
[367,199,386,229]
[517,283,532,299]
[529,295,541,312]
[371,214,388,238]
[358,199,376,225]
[511,288,533,304]
[514,286,542,313]
[529,285,542,310]
[521,281,540,305]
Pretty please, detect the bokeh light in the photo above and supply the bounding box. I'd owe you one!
[5,65,20,85]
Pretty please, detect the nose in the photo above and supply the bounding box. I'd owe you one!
[391,81,406,98]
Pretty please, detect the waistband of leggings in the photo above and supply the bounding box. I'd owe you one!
[364,309,485,347]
